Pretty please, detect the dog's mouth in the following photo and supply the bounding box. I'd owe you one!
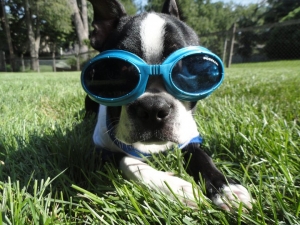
[128,131,179,145]
[131,137,176,154]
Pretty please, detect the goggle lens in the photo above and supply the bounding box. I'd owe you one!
[82,58,140,98]
[171,54,222,94]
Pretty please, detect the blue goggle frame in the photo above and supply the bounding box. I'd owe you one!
[81,46,224,106]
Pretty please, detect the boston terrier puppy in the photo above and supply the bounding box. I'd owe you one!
[82,0,252,211]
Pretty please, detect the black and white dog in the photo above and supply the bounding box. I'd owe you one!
[83,0,252,211]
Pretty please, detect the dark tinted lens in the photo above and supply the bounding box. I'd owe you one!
[171,54,222,93]
[83,58,140,98]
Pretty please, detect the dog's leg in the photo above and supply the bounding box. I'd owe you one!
[183,143,252,211]
[119,156,199,207]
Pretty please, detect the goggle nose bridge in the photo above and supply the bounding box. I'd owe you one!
[140,63,173,77]
[150,65,161,75]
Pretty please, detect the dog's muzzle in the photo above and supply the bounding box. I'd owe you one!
[93,105,203,160]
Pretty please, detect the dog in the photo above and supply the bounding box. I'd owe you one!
[82,0,252,211]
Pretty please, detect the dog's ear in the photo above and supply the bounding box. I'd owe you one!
[88,0,126,51]
[161,0,180,18]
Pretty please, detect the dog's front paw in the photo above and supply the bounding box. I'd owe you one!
[120,157,198,207]
[212,184,252,211]
[155,172,199,207]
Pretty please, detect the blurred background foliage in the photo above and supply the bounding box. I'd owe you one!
[1,0,300,72]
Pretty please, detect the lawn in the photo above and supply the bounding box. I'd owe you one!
[0,60,299,224]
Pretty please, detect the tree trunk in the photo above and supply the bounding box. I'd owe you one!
[21,54,25,72]
[52,43,56,72]
[24,0,40,71]
[81,0,88,33]
[1,0,15,71]
[69,0,89,54]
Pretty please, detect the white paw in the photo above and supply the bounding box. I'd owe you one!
[212,184,252,211]
[120,157,198,207]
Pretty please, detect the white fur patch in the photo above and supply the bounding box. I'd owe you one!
[212,184,253,211]
[132,141,175,154]
[140,13,165,63]
[120,156,199,207]
[93,105,122,153]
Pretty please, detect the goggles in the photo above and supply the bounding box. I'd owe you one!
[81,46,224,106]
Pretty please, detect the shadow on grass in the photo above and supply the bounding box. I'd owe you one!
[0,113,119,198]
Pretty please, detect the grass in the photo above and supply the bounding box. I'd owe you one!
[0,60,299,224]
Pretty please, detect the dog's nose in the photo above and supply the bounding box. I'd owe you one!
[128,96,172,127]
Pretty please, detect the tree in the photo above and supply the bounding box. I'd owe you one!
[120,0,137,15]
[192,1,238,55]
[144,0,164,12]
[1,0,74,71]
[22,0,73,71]
[69,0,137,57]
[234,3,266,61]
[264,0,300,23]
[0,0,15,71]
[263,0,300,59]
[69,0,89,54]
[23,0,39,71]
[2,0,28,58]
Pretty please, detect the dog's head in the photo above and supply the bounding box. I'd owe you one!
[84,0,223,155]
